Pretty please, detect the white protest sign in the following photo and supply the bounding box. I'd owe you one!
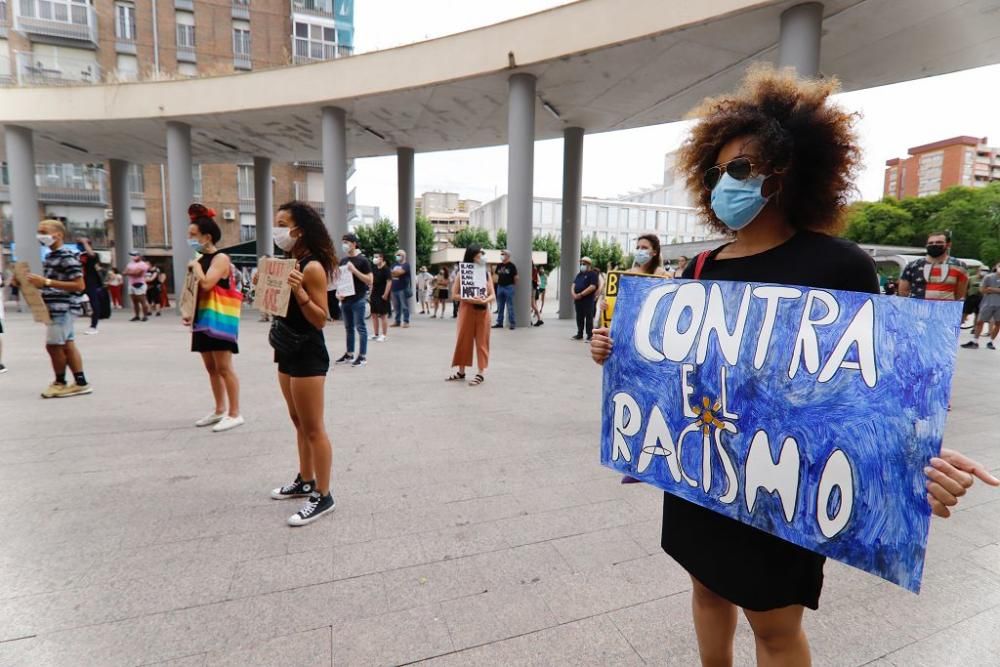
[334,263,355,298]
[459,262,487,300]
[253,258,296,317]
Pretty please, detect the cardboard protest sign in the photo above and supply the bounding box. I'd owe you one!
[458,262,487,300]
[599,270,665,328]
[601,276,962,592]
[13,262,51,324]
[179,270,200,321]
[334,264,355,298]
[253,258,296,317]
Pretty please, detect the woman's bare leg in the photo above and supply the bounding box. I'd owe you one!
[289,376,331,494]
[278,371,312,481]
[691,577,739,667]
[211,350,240,417]
[200,352,225,414]
[743,604,810,667]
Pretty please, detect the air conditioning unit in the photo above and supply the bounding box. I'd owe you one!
[222,209,236,221]
[104,209,114,219]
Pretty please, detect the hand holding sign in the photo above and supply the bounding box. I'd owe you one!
[253,258,296,317]
[459,262,487,301]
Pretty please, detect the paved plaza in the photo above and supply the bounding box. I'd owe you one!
[1,305,1000,666]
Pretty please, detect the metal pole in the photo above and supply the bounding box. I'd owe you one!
[559,127,584,320]
[321,106,348,242]
[777,2,823,77]
[109,159,133,272]
[396,146,416,313]
[506,72,536,328]
[5,125,42,273]
[166,121,193,304]
[253,156,273,258]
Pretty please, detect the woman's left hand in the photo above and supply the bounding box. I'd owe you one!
[926,448,1000,518]
[288,269,304,291]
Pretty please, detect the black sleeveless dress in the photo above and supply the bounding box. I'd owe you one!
[191,251,239,354]
[666,230,879,611]
[274,256,329,377]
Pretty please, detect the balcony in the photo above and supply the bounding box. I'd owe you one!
[115,35,137,55]
[233,54,251,71]
[14,0,98,47]
[0,165,108,204]
[14,50,101,86]
[291,0,333,18]
[175,0,193,10]
[232,0,249,20]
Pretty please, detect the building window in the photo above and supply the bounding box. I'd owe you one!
[127,163,144,194]
[115,53,138,80]
[176,10,195,55]
[532,201,542,225]
[192,164,202,199]
[26,0,90,24]
[584,204,597,227]
[177,62,197,76]
[598,206,609,227]
[233,20,251,68]
[237,164,254,202]
[115,2,135,40]
[293,20,336,62]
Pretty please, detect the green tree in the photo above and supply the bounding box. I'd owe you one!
[354,218,399,261]
[532,233,560,271]
[580,235,625,272]
[495,228,507,249]
[843,201,915,246]
[452,227,493,249]
[416,215,435,268]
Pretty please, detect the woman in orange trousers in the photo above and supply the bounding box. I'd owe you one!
[446,244,494,387]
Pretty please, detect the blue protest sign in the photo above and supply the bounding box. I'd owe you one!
[601,276,962,592]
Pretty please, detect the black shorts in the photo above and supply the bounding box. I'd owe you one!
[436,288,449,300]
[371,296,390,315]
[191,331,238,354]
[274,333,329,377]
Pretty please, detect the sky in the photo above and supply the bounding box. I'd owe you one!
[349,0,1000,222]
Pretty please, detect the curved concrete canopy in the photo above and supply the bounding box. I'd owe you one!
[1,0,999,164]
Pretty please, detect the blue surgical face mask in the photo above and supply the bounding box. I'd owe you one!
[710,172,773,231]
[633,249,651,267]
[187,238,204,252]
[341,243,351,254]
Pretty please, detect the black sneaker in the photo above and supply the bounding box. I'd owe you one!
[961,341,979,349]
[335,353,354,365]
[270,474,316,500]
[572,334,583,340]
[141,317,148,322]
[287,492,335,526]
[130,316,140,322]
[351,356,367,367]
[0,364,7,374]
[491,324,503,329]
[509,326,516,330]
[989,342,996,350]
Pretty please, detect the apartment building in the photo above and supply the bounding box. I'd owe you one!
[415,191,481,251]
[0,0,357,265]
[883,136,1000,199]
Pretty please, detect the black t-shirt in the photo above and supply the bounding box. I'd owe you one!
[496,262,518,287]
[79,249,101,289]
[340,254,371,301]
[572,270,599,304]
[372,264,391,299]
[666,229,878,613]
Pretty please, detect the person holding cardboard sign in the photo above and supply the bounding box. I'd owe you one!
[590,66,999,667]
[267,201,339,527]
[447,245,494,386]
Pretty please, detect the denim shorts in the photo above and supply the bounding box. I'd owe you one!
[46,311,75,345]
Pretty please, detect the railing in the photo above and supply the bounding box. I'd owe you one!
[115,35,137,55]
[232,0,249,19]
[68,223,109,247]
[291,0,333,17]
[233,54,251,70]
[292,40,336,64]
[132,225,148,248]
[240,225,256,243]
[14,0,98,45]
[30,164,109,204]
[14,50,101,86]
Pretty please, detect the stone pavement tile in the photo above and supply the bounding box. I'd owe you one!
[381,557,489,613]
[330,603,453,666]
[285,512,376,553]
[300,574,389,627]
[417,614,643,666]
[333,534,429,580]
[804,595,919,666]
[497,499,634,547]
[608,593,758,665]
[438,583,559,649]
[0,591,54,642]
[818,560,885,605]
[550,526,648,573]
[78,538,250,589]
[418,521,511,561]
[0,549,105,600]
[510,482,593,513]
[875,603,1000,667]
[228,549,335,598]
[968,543,1000,578]
[204,627,330,667]
[141,654,208,666]
[622,517,664,556]
[463,542,573,588]
[933,500,1000,549]
[0,637,43,667]
[923,516,983,562]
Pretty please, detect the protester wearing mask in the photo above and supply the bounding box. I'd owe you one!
[369,252,392,342]
[124,251,151,321]
[961,263,1000,349]
[570,257,599,341]
[390,249,412,328]
[17,219,92,397]
[447,244,494,386]
[336,233,373,367]
[898,232,969,301]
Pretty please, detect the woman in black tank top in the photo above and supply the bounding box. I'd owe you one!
[266,201,340,527]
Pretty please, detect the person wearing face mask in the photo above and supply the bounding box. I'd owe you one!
[898,232,969,302]
[18,219,92,397]
[389,249,412,328]
[369,252,393,342]
[124,251,151,321]
[336,233,373,367]
[961,263,1000,349]
[589,66,1000,666]
[570,257,599,341]
[184,204,243,433]
[447,244,494,386]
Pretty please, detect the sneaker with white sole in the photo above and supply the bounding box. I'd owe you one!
[351,356,367,367]
[0,364,7,374]
[59,384,93,397]
[84,328,98,335]
[195,412,225,427]
[212,415,245,432]
[41,382,67,398]
[270,474,316,500]
[287,492,336,526]
[334,353,354,365]
[375,335,386,342]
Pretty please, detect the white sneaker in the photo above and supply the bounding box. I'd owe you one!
[195,412,225,427]
[367,334,377,340]
[85,328,99,335]
[376,335,386,342]
[212,415,245,432]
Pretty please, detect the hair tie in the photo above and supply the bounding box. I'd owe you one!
[206,208,217,218]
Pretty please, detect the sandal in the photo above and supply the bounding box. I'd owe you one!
[468,374,485,387]
[446,372,466,382]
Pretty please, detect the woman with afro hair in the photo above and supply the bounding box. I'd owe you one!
[591,66,998,666]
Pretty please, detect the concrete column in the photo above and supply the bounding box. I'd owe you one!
[558,127,584,320]
[506,73,536,328]
[321,106,348,242]
[5,125,42,273]
[777,2,823,77]
[253,156,273,257]
[166,121,193,302]
[109,159,133,272]
[396,147,416,312]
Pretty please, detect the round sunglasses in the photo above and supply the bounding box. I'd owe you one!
[703,156,760,190]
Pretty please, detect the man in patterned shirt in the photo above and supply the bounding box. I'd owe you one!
[20,219,93,398]
[898,231,968,302]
